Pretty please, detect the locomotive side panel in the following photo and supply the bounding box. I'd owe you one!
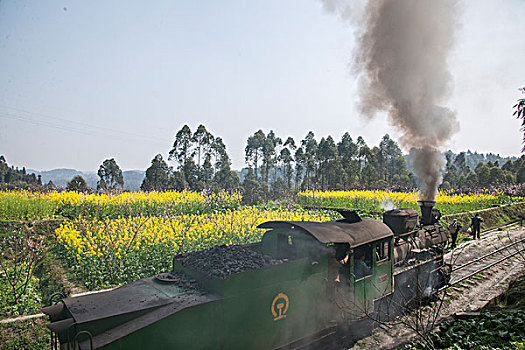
[222,257,332,349]
[100,299,223,350]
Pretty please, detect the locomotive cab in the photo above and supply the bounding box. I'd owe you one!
[258,210,395,319]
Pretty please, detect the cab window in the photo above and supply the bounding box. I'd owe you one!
[376,240,390,262]
[353,245,372,280]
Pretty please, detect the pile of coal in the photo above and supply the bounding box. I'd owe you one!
[181,244,283,279]
[155,270,201,292]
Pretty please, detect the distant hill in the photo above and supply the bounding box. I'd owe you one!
[122,170,146,192]
[27,168,145,191]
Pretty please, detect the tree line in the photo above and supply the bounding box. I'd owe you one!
[241,130,412,203]
[441,151,523,191]
[136,125,414,203]
[3,123,525,203]
[0,155,42,190]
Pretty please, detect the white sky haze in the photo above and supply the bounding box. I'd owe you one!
[0,0,524,171]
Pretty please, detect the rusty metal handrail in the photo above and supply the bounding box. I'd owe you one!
[74,331,94,350]
[47,292,66,307]
[50,331,58,350]
[47,292,66,350]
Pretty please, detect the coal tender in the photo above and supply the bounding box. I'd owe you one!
[43,202,449,349]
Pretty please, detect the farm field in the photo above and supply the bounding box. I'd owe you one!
[298,189,522,218]
[1,189,524,349]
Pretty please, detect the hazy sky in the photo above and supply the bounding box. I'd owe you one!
[1,0,524,171]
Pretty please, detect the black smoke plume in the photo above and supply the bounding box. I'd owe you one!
[323,0,461,200]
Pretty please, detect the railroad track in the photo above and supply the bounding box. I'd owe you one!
[441,236,525,291]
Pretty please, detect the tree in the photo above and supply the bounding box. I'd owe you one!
[379,134,405,184]
[43,180,58,192]
[518,163,525,184]
[167,170,187,191]
[513,87,525,151]
[338,133,359,189]
[301,132,318,190]
[210,137,239,191]
[169,125,193,168]
[316,136,340,190]
[97,158,124,192]
[270,177,289,201]
[141,154,170,191]
[488,166,505,186]
[356,136,367,170]
[242,168,264,205]
[442,164,458,190]
[182,158,200,190]
[367,146,384,185]
[465,172,479,189]
[245,130,267,182]
[454,152,467,175]
[200,154,214,189]
[502,160,514,172]
[0,156,42,190]
[357,142,373,187]
[192,124,214,167]
[361,163,379,187]
[294,147,306,191]
[66,175,90,193]
[262,130,281,185]
[280,137,296,190]
[212,137,229,172]
[393,174,412,189]
[279,148,293,190]
[212,167,240,192]
[475,163,490,188]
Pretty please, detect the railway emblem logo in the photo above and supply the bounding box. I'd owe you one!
[378,274,388,282]
[271,293,289,321]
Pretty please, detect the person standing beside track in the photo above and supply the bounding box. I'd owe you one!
[470,213,483,239]
[448,219,462,248]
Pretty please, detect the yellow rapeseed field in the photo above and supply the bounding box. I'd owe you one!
[297,189,502,203]
[55,207,332,258]
[46,189,241,207]
[297,189,521,216]
[0,189,242,220]
[54,206,333,288]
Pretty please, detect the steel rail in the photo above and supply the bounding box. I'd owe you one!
[451,236,525,272]
[438,247,525,293]
[481,219,523,234]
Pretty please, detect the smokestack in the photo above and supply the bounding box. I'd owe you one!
[418,200,436,226]
[322,0,461,200]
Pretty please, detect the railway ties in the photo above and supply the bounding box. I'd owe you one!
[440,236,525,291]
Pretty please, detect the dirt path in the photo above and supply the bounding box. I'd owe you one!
[348,226,525,350]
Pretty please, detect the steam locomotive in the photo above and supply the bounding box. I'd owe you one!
[43,200,449,349]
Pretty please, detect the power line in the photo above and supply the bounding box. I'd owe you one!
[0,104,171,146]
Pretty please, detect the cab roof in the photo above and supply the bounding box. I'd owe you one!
[257,217,393,248]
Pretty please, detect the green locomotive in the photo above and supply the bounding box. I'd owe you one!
[43,201,448,349]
